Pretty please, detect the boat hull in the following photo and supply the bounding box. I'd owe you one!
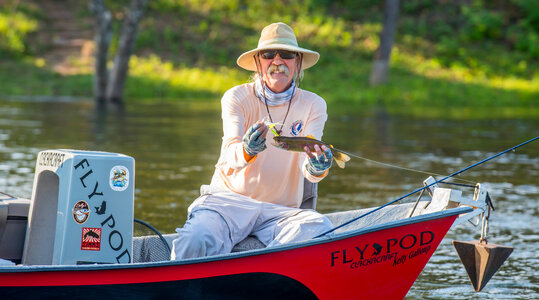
[0,208,470,299]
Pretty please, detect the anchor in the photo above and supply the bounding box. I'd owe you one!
[452,187,513,292]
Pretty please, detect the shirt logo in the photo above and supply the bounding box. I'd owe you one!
[290,120,303,136]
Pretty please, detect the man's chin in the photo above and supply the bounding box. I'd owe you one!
[269,74,291,83]
[266,79,293,92]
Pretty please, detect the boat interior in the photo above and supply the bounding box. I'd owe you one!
[131,176,485,263]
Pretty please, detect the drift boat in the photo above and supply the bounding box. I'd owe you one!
[0,148,512,299]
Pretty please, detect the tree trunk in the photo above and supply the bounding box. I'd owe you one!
[370,0,400,86]
[89,0,112,103]
[106,0,147,104]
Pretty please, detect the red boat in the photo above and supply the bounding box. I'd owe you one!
[0,150,492,299]
[0,195,473,299]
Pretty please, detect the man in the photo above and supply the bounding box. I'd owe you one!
[171,22,334,260]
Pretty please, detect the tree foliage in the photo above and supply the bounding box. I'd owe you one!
[0,0,537,107]
[0,2,39,57]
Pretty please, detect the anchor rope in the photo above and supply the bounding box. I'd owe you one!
[480,208,490,244]
[314,135,539,238]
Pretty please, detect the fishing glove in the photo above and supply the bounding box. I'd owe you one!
[243,122,267,157]
[306,147,333,176]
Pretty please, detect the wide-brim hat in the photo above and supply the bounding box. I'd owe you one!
[237,22,320,71]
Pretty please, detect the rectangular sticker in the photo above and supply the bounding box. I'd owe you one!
[81,227,102,251]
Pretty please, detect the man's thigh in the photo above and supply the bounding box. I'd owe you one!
[189,192,264,245]
[263,209,333,247]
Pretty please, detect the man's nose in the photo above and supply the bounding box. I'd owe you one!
[272,53,284,64]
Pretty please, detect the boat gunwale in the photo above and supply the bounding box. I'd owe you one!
[0,206,472,273]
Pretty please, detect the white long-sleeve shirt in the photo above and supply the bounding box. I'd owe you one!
[209,82,328,207]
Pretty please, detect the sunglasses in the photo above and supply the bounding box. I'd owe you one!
[259,50,298,60]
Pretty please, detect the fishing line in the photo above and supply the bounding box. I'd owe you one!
[332,147,476,184]
[268,125,473,183]
[314,135,539,238]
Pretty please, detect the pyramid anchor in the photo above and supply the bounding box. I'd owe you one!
[452,199,512,292]
[452,240,513,292]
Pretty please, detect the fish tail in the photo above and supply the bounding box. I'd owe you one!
[332,150,351,168]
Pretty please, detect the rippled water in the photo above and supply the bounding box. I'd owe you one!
[0,99,537,298]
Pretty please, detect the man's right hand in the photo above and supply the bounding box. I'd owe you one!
[242,121,269,157]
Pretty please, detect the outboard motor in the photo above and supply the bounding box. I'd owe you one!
[22,150,134,265]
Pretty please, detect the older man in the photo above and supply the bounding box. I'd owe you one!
[171,22,334,260]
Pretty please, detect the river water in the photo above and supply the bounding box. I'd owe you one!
[0,98,537,299]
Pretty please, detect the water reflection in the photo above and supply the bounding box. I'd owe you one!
[0,98,537,298]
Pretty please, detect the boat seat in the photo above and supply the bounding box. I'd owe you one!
[132,235,172,263]
[299,178,318,210]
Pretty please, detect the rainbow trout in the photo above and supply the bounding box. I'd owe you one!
[272,135,351,168]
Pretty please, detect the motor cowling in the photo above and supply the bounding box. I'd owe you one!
[23,150,134,265]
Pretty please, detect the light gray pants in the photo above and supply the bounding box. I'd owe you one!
[171,186,332,260]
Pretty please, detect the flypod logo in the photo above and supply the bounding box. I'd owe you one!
[330,231,434,269]
[74,159,131,263]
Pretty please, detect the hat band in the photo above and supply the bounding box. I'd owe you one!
[258,37,298,48]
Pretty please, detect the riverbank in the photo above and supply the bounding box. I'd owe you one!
[1,1,537,110]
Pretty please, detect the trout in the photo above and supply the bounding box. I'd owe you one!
[272,135,351,168]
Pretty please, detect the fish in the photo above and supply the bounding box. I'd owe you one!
[84,230,100,239]
[272,135,351,168]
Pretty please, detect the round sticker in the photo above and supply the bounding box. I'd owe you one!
[73,201,90,224]
[290,120,303,136]
[110,165,129,191]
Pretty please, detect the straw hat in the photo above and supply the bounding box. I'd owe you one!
[237,22,320,71]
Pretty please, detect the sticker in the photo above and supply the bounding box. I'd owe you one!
[110,165,129,191]
[72,200,90,224]
[81,227,102,251]
[290,120,303,136]
[39,151,66,168]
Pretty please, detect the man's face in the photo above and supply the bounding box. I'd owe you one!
[258,50,298,93]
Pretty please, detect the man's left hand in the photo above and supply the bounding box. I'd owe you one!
[305,144,332,176]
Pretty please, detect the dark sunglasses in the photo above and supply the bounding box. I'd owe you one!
[259,50,298,60]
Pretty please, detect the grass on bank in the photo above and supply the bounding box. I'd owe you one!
[2,47,536,110]
[0,0,537,114]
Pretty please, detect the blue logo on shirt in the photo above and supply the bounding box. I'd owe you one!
[291,120,303,136]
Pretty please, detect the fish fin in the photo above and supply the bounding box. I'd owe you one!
[306,135,315,139]
[333,152,351,168]
[334,158,345,169]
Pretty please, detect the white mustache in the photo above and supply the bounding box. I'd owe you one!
[267,64,290,77]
